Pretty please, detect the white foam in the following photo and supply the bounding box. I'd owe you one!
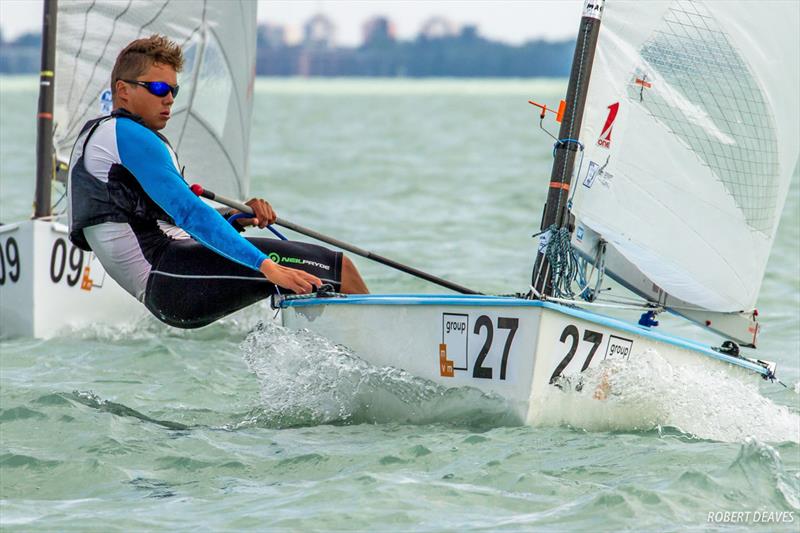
[239,320,517,428]
[533,349,800,443]
[240,322,798,439]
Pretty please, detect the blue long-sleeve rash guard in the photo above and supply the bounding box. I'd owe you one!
[115,117,268,272]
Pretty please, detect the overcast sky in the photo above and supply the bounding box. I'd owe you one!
[1,0,583,45]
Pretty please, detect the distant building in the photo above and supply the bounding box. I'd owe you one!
[257,23,286,49]
[303,14,335,49]
[0,31,41,73]
[419,16,456,40]
[0,24,575,78]
[7,32,41,49]
[363,17,396,47]
[459,25,479,41]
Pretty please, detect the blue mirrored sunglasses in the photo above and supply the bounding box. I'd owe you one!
[120,79,179,98]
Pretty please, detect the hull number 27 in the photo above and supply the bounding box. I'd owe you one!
[550,324,633,384]
[440,313,519,380]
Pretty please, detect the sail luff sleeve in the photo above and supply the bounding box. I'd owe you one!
[114,118,267,271]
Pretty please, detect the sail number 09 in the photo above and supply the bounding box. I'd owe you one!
[50,238,84,286]
[0,237,85,287]
[0,237,21,285]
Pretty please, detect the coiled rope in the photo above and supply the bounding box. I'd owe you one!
[542,223,581,299]
[537,137,585,299]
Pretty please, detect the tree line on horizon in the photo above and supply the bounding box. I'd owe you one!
[0,29,574,77]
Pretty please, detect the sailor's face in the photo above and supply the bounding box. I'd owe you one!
[117,62,177,131]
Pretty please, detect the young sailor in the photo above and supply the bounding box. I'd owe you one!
[67,35,368,328]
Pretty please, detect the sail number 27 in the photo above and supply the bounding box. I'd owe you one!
[550,325,603,384]
[549,324,633,384]
[472,315,519,380]
[440,313,519,380]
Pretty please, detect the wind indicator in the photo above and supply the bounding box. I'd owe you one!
[528,99,566,123]
[529,99,568,143]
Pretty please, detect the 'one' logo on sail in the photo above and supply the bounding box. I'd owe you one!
[597,102,619,148]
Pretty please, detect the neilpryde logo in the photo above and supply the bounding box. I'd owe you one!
[267,252,331,271]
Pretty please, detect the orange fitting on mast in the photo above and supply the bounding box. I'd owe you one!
[529,100,567,122]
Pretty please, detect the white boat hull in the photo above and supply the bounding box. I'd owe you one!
[0,219,145,338]
[280,295,770,424]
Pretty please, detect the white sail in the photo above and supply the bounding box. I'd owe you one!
[53,0,256,199]
[570,0,799,312]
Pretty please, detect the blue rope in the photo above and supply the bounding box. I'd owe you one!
[266,226,288,241]
[226,212,250,226]
[552,138,583,157]
[226,212,286,298]
[227,212,288,241]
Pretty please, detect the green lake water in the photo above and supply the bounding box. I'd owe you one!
[1,77,798,531]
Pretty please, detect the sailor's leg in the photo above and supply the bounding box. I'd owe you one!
[247,237,344,290]
[144,236,353,328]
[144,238,274,328]
[340,255,369,294]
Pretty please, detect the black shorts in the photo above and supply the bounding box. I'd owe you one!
[144,237,343,328]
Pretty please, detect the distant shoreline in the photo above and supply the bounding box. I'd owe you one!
[0,75,569,80]
[1,33,575,77]
[0,75,570,96]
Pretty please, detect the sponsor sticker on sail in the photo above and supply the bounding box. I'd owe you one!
[584,161,600,188]
[597,102,619,149]
[99,89,113,115]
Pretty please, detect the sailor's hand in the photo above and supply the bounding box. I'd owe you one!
[260,259,322,294]
[236,198,277,229]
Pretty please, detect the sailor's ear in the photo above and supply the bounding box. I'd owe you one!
[114,79,129,103]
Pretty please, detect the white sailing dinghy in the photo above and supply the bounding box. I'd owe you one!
[0,0,257,338]
[278,0,798,424]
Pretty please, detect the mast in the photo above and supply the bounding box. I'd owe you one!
[33,0,57,219]
[530,0,604,296]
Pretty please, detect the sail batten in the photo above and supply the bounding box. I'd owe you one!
[570,0,799,313]
[53,0,255,200]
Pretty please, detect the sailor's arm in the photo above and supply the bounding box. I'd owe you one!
[115,118,265,270]
[113,119,320,292]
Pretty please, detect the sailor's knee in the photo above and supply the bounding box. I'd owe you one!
[342,255,356,274]
[339,254,368,293]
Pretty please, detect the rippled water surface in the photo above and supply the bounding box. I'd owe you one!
[1,77,799,531]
